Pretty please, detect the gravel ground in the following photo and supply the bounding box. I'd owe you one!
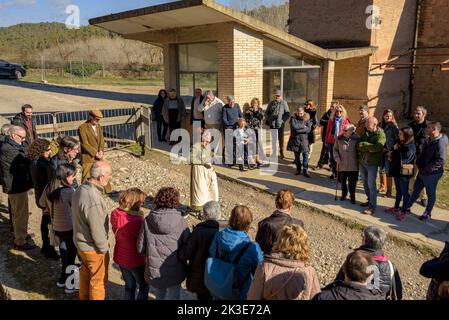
[0,149,434,300]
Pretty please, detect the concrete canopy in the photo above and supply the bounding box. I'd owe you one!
[89,0,376,61]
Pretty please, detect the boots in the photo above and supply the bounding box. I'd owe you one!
[378,173,387,194]
[386,176,393,198]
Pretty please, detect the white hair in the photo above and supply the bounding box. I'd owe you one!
[1,124,13,136]
[202,201,222,221]
[205,90,215,98]
[9,126,25,137]
[90,161,112,179]
[363,226,387,250]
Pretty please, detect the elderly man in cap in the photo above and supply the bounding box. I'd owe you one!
[266,90,290,159]
[78,109,112,193]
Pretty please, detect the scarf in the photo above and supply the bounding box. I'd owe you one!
[332,116,343,139]
[119,206,145,217]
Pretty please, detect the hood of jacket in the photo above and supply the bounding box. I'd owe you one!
[148,208,184,235]
[264,252,307,269]
[216,227,249,253]
[293,112,310,122]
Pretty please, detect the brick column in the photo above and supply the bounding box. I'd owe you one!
[320,60,335,110]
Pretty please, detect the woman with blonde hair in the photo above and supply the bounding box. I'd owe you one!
[248,224,321,300]
[325,105,351,179]
[379,109,399,197]
[111,187,149,300]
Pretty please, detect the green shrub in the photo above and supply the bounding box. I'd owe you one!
[65,61,101,77]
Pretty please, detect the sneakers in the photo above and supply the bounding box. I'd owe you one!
[385,207,400,214]
[239,165,248,172]
[303,171,311,178]
[362,208,375,215]
[360,201,370,207]
[396,212,407,221]
[419,212,431,221]
[420,198,428,208]
[14,242,37,251]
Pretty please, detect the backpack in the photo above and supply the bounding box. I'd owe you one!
[204,242,252,300]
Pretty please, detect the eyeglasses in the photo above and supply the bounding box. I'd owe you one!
[15,134,26,140]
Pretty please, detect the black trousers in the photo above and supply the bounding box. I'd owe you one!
[156,115,168,141]
[40,213,53,250]
[55,230,78,283]
[275,125,285,157]
[168,110,181,143]
[317,142,330,166]
[339,171,359,200]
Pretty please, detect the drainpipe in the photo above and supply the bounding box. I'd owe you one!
[408,0,422,119]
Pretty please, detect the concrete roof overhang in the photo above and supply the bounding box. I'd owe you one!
[89,0,377,61]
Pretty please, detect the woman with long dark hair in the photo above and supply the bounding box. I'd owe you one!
[28,138,59,259]
[50,136,80,187]
[40,163,78,294]
[153,89,168,142]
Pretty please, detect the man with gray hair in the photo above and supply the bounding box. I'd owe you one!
[0,126,34,250]
[72,160,113,300]
[335,225,403,300]
[178,201,227,301]
[199,90,225,131]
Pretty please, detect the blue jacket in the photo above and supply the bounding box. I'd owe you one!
[417,134,448,175]
[209,227,263,299]
[222,104,242,129]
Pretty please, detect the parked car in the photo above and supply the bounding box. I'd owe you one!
[0,59,26,79]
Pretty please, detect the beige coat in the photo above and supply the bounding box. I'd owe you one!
[247,252,321,300]
[333,133,361,172]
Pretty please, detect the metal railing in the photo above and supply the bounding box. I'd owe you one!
[1,106,153,152]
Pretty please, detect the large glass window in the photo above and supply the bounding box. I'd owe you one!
[178,42,218,105]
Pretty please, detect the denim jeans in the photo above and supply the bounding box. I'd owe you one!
[360,164,378,209]
[393,176,411,210]
[406,172,443,215]
[294,150,309,173]
[154,284,181,300]
[54,230,77,284]
[119,265,149,301]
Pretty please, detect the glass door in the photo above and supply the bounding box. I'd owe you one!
[263,69,281,105]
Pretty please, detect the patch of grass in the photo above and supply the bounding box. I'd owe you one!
[436,162,449,210]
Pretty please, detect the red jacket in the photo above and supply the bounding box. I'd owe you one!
[325,118,350,145]
[111,208,145,269]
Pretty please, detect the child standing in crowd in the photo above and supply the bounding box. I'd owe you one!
[111,188,149,300]
[233,118,251,171]
[39,164,77,293]
[385,127,416,220]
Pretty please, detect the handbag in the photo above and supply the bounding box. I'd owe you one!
[399,149,414,176]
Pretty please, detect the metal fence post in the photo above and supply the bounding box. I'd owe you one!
[142,105,152,152]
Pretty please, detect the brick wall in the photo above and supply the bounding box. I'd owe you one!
[412,0,449,125]
[289,0,373,48]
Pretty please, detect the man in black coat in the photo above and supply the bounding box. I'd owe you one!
[11,104,37,150]
[255,189,304,255]
[178,201,227,301]
[408,106,429,207]
[314,251,383,300]
[334,226,403,300]
[0,126,35,251]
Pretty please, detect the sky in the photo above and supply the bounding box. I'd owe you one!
[0,0,283,27]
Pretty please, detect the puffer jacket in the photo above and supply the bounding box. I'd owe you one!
[247,252,321,300]
[335,246,403,300]
[255,210,304,255]
[178,219,228,294]
[30,157,51,209]
[417,134,448,176]
[358,128,387,166]
[111,208,145,270]
[209,227,264,300]
[287,113,311,153]
[137,208,190,288]
[313,280,383,300]
[0,137,32,194]
[333,133,360,172]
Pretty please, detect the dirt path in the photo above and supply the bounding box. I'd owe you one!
[0,150,434,300]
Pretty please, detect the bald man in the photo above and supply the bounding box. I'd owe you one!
[0,126,34,250]
[357,117,386,215]
[72,160,112,300]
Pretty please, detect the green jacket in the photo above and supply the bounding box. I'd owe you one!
[358,128,386,166]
